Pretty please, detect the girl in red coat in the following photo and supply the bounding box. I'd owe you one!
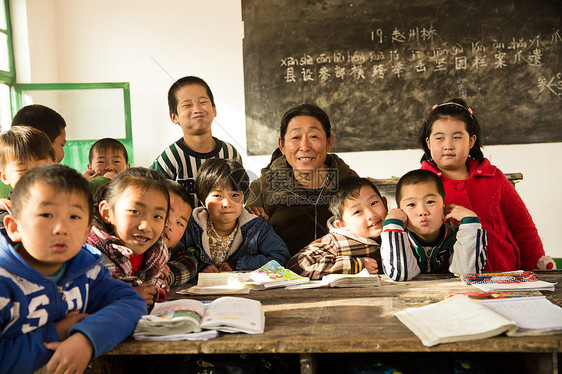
[418,98,554,271]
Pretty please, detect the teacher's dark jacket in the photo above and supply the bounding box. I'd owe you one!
[247,154,358,256]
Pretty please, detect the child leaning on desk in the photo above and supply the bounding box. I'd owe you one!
[380,169,488,281]
[87,167,170,307]
[184,158,290,273]
[0,164,145,374]
[287,177,386,280]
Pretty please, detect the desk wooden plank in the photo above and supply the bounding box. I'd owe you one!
[105,273,562,356]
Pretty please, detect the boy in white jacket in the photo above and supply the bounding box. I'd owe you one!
[381,169,487,281]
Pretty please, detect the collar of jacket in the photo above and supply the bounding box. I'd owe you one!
[327,216,382,246]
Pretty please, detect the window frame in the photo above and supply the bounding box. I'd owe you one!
[0,0,15,84]
[13,82,134,170]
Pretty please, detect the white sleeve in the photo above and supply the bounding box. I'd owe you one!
[449,219,488,276]
[380,219,421,281]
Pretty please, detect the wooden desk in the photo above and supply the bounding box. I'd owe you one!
[95,271,562,374]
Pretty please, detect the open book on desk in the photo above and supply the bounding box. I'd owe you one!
[246,260,309,288]
[396,295,562,347]
[133,297,264,341]
[180,260,308,295]
[286,268,380,289]
[179,272,253,295]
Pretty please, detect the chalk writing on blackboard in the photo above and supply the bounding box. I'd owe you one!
[242,0,562,155]
[279,29,556,84]
[539,73,562,100]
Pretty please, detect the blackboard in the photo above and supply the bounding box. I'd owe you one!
[242,0,562,155]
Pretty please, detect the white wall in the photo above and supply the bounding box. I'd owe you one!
[13,0,562,258]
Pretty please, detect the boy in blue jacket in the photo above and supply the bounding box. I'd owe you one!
[185,158,290,273]
[0,164,146,374]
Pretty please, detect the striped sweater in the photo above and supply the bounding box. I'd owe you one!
[150,137,242,206]
[381,217,487,281]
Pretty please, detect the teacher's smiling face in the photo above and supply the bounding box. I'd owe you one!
[279,115,334,172]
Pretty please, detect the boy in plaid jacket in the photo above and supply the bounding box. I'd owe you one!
[287,177,387,280]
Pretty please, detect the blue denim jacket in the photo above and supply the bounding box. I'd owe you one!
[184,208,290,272]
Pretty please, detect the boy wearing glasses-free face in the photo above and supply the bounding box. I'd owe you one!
[287,177,387,280]
[380,169,487,281]
[0,164,145,373]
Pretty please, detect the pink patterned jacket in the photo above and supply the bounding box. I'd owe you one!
[87,226,169,293]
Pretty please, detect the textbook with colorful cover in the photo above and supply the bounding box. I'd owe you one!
[180,261,309,295]
[461,271,556,292]
[396,295,562,347]
[246,260,309,288]
[133,297,265,341]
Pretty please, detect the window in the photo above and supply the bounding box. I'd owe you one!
[0,2,133,187]
[14,82,134,172]
[0,0,15,132]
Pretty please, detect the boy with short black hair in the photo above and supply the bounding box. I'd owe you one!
[12,104,67,163]
[83,138,131,194]
[84,137,131,180]
[0,126,56,225]
[0,164,146,373]
[287,177,387,279]
[160,179,198,287]
[150,76,242,206]
[381,169,487,281]
[0,126,56,188]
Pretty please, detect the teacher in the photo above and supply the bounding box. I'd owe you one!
[246,104,358,256]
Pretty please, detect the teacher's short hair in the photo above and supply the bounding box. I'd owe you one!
[279,103,332,141]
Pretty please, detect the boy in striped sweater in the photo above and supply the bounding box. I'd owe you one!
[150,76,242,206]
[381,169,487,281]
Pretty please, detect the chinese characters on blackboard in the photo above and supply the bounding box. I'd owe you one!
[281,28,562,100]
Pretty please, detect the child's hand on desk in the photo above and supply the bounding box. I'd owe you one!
[444,204,477,226]
[44,332,93,374]
[54,310,89,340]
[202,263,233,272]
[362,257,379,274]
[158,264,171,292]
[202,264,220,273]
[245,206,269,221]
[386,208,407,225]
[134,283,158,306]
